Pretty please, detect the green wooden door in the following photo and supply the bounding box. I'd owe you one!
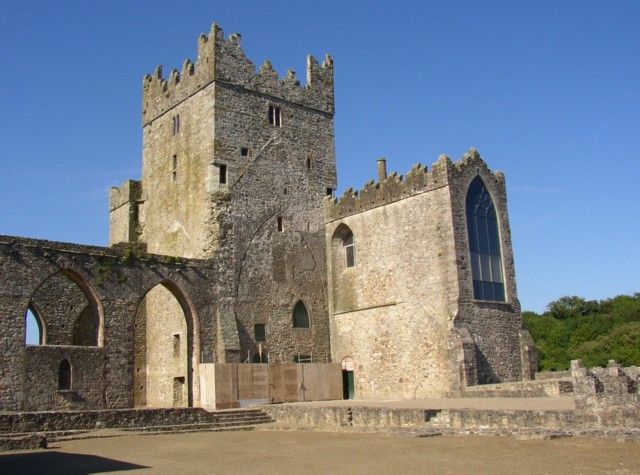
[342,370,354,399]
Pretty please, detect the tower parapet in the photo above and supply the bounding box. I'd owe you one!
[324,149,503,221]
[142,23,334,125]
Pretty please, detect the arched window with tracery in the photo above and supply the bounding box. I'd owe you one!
[466,177,505,301]
[293,301,310,328]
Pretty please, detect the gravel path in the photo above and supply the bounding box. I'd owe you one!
[1,429,638,474]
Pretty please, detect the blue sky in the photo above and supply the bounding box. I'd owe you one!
[1,1,638,313]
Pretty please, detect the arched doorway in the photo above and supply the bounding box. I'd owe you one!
[133,281,199,408]
[342,356,355,400]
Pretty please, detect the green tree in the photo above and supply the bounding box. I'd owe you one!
[574,322,640,367]
[545,296,599,320]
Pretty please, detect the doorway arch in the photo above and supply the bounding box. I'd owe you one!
[133,280,200,408]
[341,356,355,400]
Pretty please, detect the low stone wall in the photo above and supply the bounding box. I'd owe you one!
[0,407,243,434]
[0,434,47,451]
[535,370,571,380]
[263,405,576,433]
[265,405,352,427]
[462,379,573,398]
[571,360,640,428]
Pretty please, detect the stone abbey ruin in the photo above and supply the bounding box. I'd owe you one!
[1,23,639,443]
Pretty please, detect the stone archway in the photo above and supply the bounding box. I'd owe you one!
[26,269,103,347]
[133,280,200,408]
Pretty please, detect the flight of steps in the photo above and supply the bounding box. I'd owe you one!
[0,407,273,450]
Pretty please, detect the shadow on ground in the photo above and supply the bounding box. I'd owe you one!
[0,450,148,474]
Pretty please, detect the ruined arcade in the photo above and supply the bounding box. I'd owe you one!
[0,23,537,414]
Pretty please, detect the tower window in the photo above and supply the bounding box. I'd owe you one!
[172,155,177,181]
[293,301,310,328]
[241,147,249,157]
[254,324,266,342]
[344,232,355,268]
[173,334,180,358]
[306,155,313,170]
[326,187,334,197]
[466,177,505,301]
[268,105,282,127]
[218,164,227,185]
[172,114,180,135]
[277,216,283,232]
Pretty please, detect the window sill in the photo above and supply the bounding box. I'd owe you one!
[471,300,514,311]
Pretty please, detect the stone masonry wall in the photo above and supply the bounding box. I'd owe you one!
[446,149,533,384]
[121,23,337,368]
[0,235,219,411]
[325,158,459,398]
[23,345,105,411]
[223,133,334,364]
[325,151,533,397]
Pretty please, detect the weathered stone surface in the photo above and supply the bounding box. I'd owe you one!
[0,235,217,411]
[325,150,536,399]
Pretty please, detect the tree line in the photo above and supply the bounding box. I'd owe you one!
[523,293,640,371]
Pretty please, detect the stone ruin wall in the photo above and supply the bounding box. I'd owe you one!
[325,156,459,398]
[446,149,536,384]
[0,236,221,411]
[324,150,535,397]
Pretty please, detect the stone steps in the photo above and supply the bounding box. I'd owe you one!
[0,407,272,434]
[0,407,274,450]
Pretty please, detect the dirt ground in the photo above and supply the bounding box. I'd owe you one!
[1,429,639,474]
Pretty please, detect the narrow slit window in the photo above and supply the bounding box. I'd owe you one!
[344,232,355,268]
[173,334,180,358]
[172,114,180,135]
[277,216,283,232]
[268,105,282,127]
[306,156,312,170]
[254,324,266,342]
[172,155,177,181]
[219,164,227,185]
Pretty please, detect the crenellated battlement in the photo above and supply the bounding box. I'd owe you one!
[324,148,503,221]
[142,22,334,125]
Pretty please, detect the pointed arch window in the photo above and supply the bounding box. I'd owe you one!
[293,301,310,328]
[466,177,505,302]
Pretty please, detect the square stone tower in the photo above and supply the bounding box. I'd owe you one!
[110,23,337,367]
